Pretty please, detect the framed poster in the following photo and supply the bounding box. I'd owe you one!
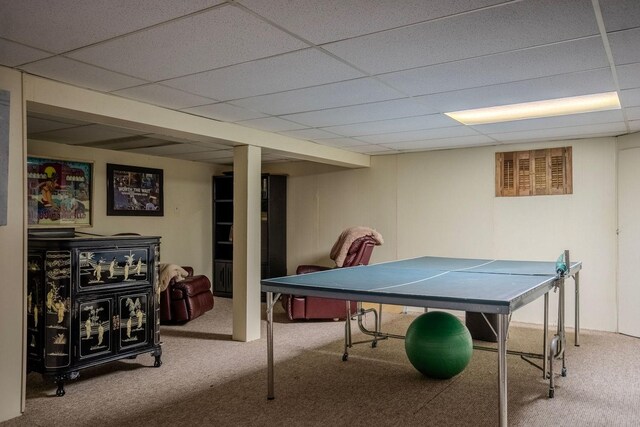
[106,163,163,216]
[27,156,93,228]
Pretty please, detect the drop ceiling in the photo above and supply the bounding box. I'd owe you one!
[1,0,639,164]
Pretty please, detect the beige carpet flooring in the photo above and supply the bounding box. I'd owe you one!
[5,297,640,426]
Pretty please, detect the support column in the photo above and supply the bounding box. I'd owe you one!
[232,145,262,342]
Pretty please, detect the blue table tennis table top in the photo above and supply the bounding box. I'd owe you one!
[261,256,582,314]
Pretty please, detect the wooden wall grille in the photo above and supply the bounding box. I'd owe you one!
[496,147,572,197]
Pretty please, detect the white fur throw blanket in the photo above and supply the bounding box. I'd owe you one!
[330,226,384,267]
[158,263,189,292]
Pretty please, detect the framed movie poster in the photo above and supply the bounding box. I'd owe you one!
[106,163,163,216]
[27,156,93,228]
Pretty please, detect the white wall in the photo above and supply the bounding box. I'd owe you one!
[28,140,220,280]
[0,67,26,422]
[616,131,640,336]
[271,137,618,332]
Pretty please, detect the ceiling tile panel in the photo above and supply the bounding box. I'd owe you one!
[356,126,478,144]
[170,150,232,161]
[309,137,369,148]
[323,0,599,74]
[30,124,143,144]
[626,106,640,121]
[126,143,211,155]
[599,0,640,32]
[620,88,640,107]
[67,5,308,81]
[238,0,509,44]
[0,38,51,66]
[190,140,236,150]
[27,116,81,134]
[378,37,608,96]
[0,0,225,53]
[21,56,147,92]
[347,144,396,154]
[322,114,458,137]
[491,122,627,142]
[112,84,216,109]
[381,134,494,150]
[416,68,616,113]
[88,138,167,150]
[235,117,307,132]
[163,48,364,101]
[278,128,341,140]
[608,27,640,65]
[281,98,437,127]
[231,78,403,115]
[182,103,267,122]
[629,120,640,132]
[616,63,640,89]
[471,110,625,134]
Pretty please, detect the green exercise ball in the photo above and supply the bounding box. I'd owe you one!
[405,311,473,379]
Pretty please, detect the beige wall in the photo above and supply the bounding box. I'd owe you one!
[269,137,618,332]
[0,67,26,422]
[27,140,220,278]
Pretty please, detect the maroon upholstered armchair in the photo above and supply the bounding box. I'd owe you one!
[282,228,383,321]
[159,266,214,323]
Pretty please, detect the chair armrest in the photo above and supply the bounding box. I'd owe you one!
[172,275,211,297]
[296,265,331,275]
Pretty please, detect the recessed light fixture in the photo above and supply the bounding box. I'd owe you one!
[445,91,621,125]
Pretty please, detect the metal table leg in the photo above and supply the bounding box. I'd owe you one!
[343,300,353,361]
[574,271,580,346]
[543,292,549,378]
[266,291,280,400]
[498,313,509,427]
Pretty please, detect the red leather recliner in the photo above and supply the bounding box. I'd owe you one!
[282,235,380,320]
[160,266,214,323]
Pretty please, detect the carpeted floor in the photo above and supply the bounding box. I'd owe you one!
[5,297,640,426]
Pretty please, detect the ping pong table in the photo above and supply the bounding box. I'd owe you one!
[262,251,582,427]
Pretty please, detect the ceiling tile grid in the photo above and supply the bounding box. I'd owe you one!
[8,0,639,164]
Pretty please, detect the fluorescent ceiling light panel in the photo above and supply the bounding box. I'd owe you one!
[445,92,621,125]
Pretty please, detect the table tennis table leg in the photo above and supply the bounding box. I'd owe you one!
[498,313,509,427]
[266,291,279,400]
[574,271,580,346]
[543,292,549,379]
[558,277,567,376]
[343,301,353,361]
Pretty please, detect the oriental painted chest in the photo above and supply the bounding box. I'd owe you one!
[27,234,162,395]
